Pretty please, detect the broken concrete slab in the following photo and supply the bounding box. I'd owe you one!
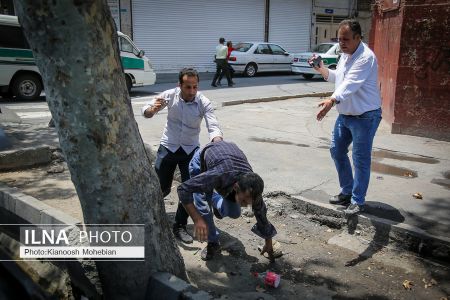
[0,146,52,171]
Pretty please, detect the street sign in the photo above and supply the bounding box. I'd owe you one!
[325,9,334,14]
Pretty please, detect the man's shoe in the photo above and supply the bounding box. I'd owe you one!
[201,242,221,261]
[329,193,351,206]
[173,225,193,244]
[211,83,218,87]
[213,207,223,219]
[344,203,365,216]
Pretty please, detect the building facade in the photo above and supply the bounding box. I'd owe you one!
[2,0,373,73]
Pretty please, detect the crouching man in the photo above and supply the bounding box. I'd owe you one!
[177,140,277,261]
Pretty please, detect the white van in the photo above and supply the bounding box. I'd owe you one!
[0,15,156,100]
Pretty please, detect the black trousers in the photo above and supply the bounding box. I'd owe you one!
[212,59,232,85]
[154,145,197,226]
[218,62,234,83]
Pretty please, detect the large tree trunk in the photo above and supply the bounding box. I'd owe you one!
[14,0,186,298]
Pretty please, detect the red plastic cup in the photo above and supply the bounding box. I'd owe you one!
[264,271,281,288]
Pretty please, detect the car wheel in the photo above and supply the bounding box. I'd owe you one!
[244,63,257,77]
[12,73,43,100]
[125,75,132,92]
[302,74,314,79]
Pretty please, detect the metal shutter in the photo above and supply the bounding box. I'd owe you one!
[268,0,312,53]
[132,0,265,73]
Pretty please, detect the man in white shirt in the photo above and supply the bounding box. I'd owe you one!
[211,37,233,87]
[142,68,223,243]
[312,20,382,216]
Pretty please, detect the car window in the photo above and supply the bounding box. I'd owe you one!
[119,37,139,56]
[0,25,30,49]
[312,44,334,53]
[255,44,271,55]
[269,44,286,55]
[234,43,253,52]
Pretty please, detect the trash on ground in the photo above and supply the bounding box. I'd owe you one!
[252,271,281,288]
[422,278,437,288]
[403,279,414,290]
[413,192,423,199]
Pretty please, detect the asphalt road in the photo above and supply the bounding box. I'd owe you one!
[0,73,332,124]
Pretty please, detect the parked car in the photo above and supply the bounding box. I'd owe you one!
[0,15,156,100]
[291,43,341,79]
[228,42,293,77]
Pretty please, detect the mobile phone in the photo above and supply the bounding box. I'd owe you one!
[309,56,322,68]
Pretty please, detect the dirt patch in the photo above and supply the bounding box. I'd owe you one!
[1,164,449,299]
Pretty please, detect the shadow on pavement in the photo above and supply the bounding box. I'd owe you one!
[345,201,404,267]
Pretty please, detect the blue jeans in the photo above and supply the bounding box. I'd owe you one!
[188,149,241,243]
[330,108,382,205]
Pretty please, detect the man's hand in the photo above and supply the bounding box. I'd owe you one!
[212,136,223,143]
[193,217,209,242]
[308,55,329,79]
[143,97,166,118]
[260,238,275,262]
[316,98,335,121]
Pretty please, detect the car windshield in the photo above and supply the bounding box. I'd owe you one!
[234,43,253,52]
[312,44,334,53]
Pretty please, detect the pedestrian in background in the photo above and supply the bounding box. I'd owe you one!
[217,40,235,86]
[142,67,223,243]
[312,20,382,216]
[211,37,233,87]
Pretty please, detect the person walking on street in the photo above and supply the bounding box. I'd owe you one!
[217,40,235,86]
[312,20,382,216]
[142,67,223,243]
[211,37,233,87]
[178,141,277,261]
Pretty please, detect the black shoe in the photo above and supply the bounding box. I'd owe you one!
[211,83,218,87]
[217,82,222,86]
[213,207,223,219]
[344,203,365,216]
[228,83,234,87]
[173,225,193,244]
[329,193,351,206]
[201,242,221,261]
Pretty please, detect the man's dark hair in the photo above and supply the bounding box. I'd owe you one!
[219,37,225,44]
[226,41,232,47]
[237,172,264,204]
[179,67,199,84]
[339,19,362,38]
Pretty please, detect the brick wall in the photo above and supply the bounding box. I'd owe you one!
[371,0,450,141]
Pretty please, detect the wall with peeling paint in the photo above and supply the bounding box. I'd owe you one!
[370,0,450,141]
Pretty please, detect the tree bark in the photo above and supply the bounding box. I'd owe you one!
[14,1,186,298]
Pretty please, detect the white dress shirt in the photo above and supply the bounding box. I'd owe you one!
[328,42,382,115]
[215,44,228,59]
[142,88,223,154]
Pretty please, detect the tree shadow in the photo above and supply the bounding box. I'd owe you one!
[344,201,404,267]
[1,124,59,150]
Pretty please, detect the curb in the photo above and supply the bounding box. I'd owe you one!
[146,272,211,299]
[221,92,333,107]
[0,185,213,299]
[291,195,450,261]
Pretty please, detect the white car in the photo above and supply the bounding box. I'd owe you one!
[291,43,341,79]
[228,42,293,77]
